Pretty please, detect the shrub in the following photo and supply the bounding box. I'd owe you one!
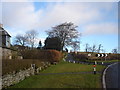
[72,53,88,61]
[45,50,62,62]
[20,49,62,63]
[108,54,120,60]
[2,59,44,75]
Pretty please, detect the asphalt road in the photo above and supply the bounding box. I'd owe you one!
[105,62,120,88]
[66,53,112,66]
[66,53,120,88]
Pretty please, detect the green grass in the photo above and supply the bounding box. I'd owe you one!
[9,61,105,88]
[40,61,105,73]
[86,60,120,63]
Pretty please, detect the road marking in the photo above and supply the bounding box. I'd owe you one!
[102,62,118,89]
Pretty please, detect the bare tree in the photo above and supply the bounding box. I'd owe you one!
[112,49,117,54]
[37,40,42,49]
[97,44,103,53]
[15,34,28,46]
[46,22,80,50]
[70,41,80,52]
[85,43,89,52]
[26,30,38,49]
[92,44,97,53]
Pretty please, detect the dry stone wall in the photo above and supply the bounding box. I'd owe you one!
[2,67,35,88]
[2,62,51,88]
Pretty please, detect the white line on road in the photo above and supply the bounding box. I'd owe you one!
[102,62,118,89]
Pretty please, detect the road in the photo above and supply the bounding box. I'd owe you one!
[105,62,120,88]
[66,53,112,66]
[66,53,120,88]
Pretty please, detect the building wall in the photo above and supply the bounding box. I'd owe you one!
[0,31,2,47]
[6,36,11,48]
[2,48,12,59]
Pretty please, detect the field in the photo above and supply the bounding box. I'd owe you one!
[9,61,105,88]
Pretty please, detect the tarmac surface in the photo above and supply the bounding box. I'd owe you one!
[105,62,120,88]
[66,53,120,88]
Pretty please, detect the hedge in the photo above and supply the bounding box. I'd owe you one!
[20,49,63,63]
[2,59,45,75]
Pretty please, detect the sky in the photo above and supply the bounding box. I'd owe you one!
[0,0,118,53]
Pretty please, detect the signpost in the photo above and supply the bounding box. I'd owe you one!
[95,53,108,65]
[96,53,108,58]
[105,53,107,61]
[93,65,96,75]
[93,53,108,74]
[95,61,97,65]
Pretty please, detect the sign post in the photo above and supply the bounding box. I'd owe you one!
[105,53,107,61]
[102,62,104,65]
[95,61,97,65]
[93,65,96,75]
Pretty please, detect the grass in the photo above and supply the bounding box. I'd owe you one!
[86,60,120,63]
[40,61,105,73]
[9,61,105,88]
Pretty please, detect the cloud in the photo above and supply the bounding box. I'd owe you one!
[1,0,119,2]
[2,2,43,31]
[38,3,102,28]
[1,2,117,37]
[82,23,118,36]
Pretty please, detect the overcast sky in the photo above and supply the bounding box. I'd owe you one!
[0,0,118,53]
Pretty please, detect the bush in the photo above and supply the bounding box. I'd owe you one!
[20,49,62,63]
[46,50,62,62]
[72,53,88,61]
[108,54,120,60]
[2,59,44,75]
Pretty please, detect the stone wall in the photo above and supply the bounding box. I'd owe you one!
[2,48,12,59]
[2,47,23,60]
[2,67,35,88]
[2,62,51,89]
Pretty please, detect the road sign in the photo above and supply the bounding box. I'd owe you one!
[96,54,100,57]
[101,54,104,57]
[105,54,108,57]
[96,53,108,57]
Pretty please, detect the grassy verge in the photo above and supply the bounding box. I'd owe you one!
[86,60,120,63]
[9,61,105,88]
[40,61,105,73]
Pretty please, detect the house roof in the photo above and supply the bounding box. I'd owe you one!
[0,27,11,37]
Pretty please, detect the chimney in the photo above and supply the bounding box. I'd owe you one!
[0,24,3,28]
